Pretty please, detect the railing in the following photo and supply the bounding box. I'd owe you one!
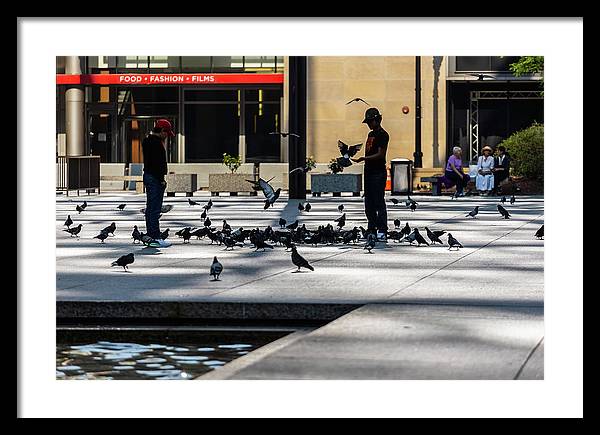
[56,155,101,196]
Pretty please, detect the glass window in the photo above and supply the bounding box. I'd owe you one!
[456,57,490,72]
[126,87,179,103]
[212,56,244,73]
[245,103,281,162]
[245,88,282,103]
[491,56,521,72]
[120,103,179,118]
[184,104,239,162]
[184,89,239,102]
[56,56,65,74]
[181,56,212,72]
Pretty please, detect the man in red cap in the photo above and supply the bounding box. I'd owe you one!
[141,118,175,248]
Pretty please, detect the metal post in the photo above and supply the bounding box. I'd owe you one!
[288,56,307,199]
[65,56,85,156]
[413,56,423,168]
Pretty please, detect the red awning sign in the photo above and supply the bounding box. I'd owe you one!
[56,73,284,85]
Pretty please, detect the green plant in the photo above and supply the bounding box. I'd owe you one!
[509,56,544,93]
[328,158,343,174]
[499,122,544,180]
[306,155,317,172]
[222,153,242,174]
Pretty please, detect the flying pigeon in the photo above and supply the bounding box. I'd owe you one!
[117,204,126,211]
[210,256,223,281]
[63,215,73,228]
[291,246,314,272]
[337,140,363,168]
[269,131,300,138]
[447,233,463,250]
[111,253,134,271]
[63,224,82,238]
[466,206,479,218]
[246,176,276,190]
[346,97,370,106]
[259,178,281,210]
[534,224,544,240]
[497,204,511,219]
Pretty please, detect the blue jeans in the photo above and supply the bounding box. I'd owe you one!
[364,170,388,232]
[143,172,165,239]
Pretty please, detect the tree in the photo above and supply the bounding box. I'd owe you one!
[509,56,544,93]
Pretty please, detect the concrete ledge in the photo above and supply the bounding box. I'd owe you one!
[56,301,362,322]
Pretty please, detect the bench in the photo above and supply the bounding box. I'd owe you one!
[100,175,145,193]
[420,176,451,196]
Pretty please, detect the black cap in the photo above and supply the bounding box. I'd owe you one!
[362,107,382,123]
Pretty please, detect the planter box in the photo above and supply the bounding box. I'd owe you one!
[165,173,198,197]
[310,173,362,197]
[209,173,257,196]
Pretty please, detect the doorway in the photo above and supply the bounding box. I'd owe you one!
[120,117,178,165]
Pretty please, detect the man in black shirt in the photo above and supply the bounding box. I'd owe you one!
[492,145,511,195]
[351,108,389,241]
[142,118,174,248]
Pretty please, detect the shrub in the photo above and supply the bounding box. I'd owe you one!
[328,158,343,174]
[306,155,317,172]
[222,153,242,174]
[499,123,544,180]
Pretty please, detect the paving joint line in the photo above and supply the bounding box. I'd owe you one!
[513,336,544,380]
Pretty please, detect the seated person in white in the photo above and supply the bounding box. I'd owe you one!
[476,145,495,195]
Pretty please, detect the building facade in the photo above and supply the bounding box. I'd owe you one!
[56,56,543,188]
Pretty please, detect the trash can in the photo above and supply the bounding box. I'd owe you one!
[390,158,413,195]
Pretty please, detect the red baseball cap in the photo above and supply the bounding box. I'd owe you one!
[154,119,176,137]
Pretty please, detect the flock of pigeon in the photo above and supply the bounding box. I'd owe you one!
[61,184,543,280]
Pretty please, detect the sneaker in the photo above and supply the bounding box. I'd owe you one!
[145,239,161,248]
[376,232,387,242]
[156,238,172,248]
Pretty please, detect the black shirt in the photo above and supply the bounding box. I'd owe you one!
[142,133,168,180]
[364,127,389,174]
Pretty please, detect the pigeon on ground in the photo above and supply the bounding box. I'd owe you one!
[291,246,314,272]
[535,224,544,240]
[180,227,192,244]
[425,227,445,245]
[393,218,401,229]
[298,202,305,211]
[466,206,479,218]
[201,209,207,220]
[131,225,142,244]
[75,204,84,214]
[334,213,346,229]
[389,198,400,205]
[259,178,282,210]
[222,220,232,232]
[188,198,200,206]
[412,228,430,246]
[399,222,411,239]
[63,224,82,238]
[204,217,212,227]
[286,220,299,231]
[364,233,377,253]
[410,202,417,212]
[338,204,344,213]
[80,201,88,210]
[64,215,73,228]
[111,253,134,271]
[210,256,223,281]
[447,233,463,250]
[161,204,173,214]
[253,238,274,252]
[500,196,507,204]
[346,97,370,106]
[337,140,363,168]
[304,202,311,212]
[223,237,244,250]
[117,204,126,211]
[510,195,516,205]
[203,199,213,211]
[405,196,418,207]
[102,222,116,236]
[159,228,169,240]
[94,230,109,243]
[497,204,511,219]
[279,218,287,229]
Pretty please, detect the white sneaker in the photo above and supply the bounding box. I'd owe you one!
[157,239,172,248]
